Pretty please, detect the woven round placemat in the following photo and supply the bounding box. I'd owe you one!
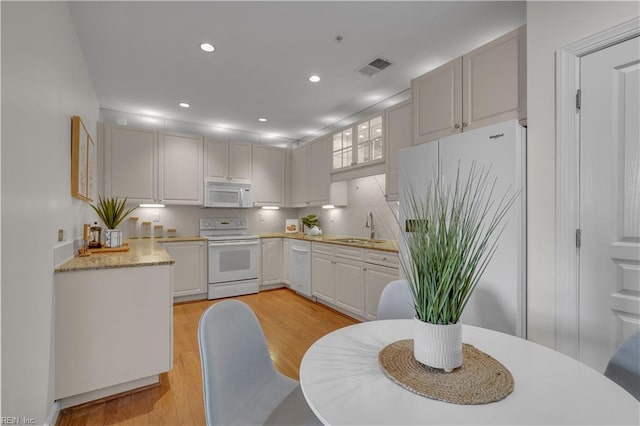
[378,339,513,405]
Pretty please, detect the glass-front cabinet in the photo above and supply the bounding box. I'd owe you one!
[332,114,383,172]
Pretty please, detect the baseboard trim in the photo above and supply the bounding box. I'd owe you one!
[56,375,159,410]
[44,401,60,426]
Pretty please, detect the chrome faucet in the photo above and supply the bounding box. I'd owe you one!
[365,211,375,240]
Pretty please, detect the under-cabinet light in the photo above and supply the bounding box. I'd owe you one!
[261,206,279,210]
[322,205,335,209]
[139,204,165,208]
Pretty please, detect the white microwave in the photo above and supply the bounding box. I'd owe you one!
[203,180,253,208]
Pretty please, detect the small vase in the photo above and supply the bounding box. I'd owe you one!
[413,318,462,372]
[104,229,123,248]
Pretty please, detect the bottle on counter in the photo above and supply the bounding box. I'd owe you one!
[154,224,164,238]
[141,221,152,238]
[129,216,139,238]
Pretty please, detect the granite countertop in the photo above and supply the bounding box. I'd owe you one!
[55,239,175,273]
[258,232,399,253]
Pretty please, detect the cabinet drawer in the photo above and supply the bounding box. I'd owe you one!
[335,246,363,261]
[312,242,334,256]
[365,250,399,269]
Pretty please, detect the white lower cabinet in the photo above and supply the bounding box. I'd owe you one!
[335,258,364,317]
[364,263,400,321]
[55,264,172,404]
[161,240,207,300]
[311,242,365,318]
[261,238,283,286]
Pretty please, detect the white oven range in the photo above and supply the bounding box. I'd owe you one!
[200,217,260,300]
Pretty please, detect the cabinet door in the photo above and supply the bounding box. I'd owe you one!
[283,239,290,284]
[308,137,331,205]
[228,142,252,183]
[412,57,462,145]
[335,257,364,317]
[261,238,283,286]
[163,241,206,298]
[291,145,309,206]
[384,100,412,201]
[252,145,286,206]
[159,132,203,205]
[463,26,525,131]
[204,138,229,181]
[105,125,157,203]
[364,263,400,321]
[312,252,334,303]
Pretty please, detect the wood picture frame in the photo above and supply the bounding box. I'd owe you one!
[71,115,95,202]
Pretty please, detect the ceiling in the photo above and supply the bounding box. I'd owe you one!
[69,1,526,147]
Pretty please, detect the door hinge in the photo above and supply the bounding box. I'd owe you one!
[576,89,582,111]
[576,229,582,248]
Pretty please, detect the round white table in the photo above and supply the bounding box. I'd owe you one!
[300,320,639,425]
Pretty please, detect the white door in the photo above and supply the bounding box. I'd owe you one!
[579,36,640,372]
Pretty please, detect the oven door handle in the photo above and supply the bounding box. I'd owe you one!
[208,240,259,247]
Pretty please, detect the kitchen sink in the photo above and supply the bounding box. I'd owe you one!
[329,238,387,244]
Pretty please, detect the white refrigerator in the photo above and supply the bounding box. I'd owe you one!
[399,120,526,337]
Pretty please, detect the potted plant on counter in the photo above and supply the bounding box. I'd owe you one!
[301,214,321,236]
[401,162,517,372]
[90,196,137,248]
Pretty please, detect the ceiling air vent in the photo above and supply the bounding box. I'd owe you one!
[357,57,392,77]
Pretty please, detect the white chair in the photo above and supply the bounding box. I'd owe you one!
[377,279,415,320]
[198,300,321,425]
[604,331,640,401]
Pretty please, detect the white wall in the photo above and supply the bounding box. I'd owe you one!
[300,174,399,241]
[1,2,99,422]
[526,1,639,348]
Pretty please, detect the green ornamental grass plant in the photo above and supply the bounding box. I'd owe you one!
[90,196,137,230]
[401,162,518,325]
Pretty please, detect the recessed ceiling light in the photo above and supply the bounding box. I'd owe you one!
[178,102,190,108]
[200,43,215,52]
[258,118,267,122]
[309,75,321,83]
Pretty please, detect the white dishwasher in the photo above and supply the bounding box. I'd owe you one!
[289,240,311,297]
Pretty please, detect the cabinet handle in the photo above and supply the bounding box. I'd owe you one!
[462,122,468,128]
[454,124,460,129]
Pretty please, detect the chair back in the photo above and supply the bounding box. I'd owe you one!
[604,331,640,401]
[198,300,277,425]
[377,279,415,320]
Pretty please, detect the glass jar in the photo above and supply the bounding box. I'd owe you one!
[154,224,164,238]
[141,221,152,238]
[129,216,139,238]
[167,228,176,238]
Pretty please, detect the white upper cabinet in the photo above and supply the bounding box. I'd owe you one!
[105,125,157,204]
[158,132,203,205]
[252,145,286,206]
[332,114,384,172]
[290,144,308,206]
[205,139,252,183]
[412,57,462,144]
[105,125,203,205]
[291,137,332,207]
[463,26,526,131]
[309,136,331,205]
[412,26,526,145]
[384,100,412,201]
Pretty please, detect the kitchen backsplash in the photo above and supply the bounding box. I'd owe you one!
[299,174,399,241]
[120,174,398,241]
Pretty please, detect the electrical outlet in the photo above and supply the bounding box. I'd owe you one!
[152,212,160,222]
[259,213,264,221]
[58,229,64,242]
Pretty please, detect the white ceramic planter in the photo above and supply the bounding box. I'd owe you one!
[104,229,123,248]
[413,318,462,372]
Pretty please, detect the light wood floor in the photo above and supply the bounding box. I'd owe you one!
[56,288,358,425]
